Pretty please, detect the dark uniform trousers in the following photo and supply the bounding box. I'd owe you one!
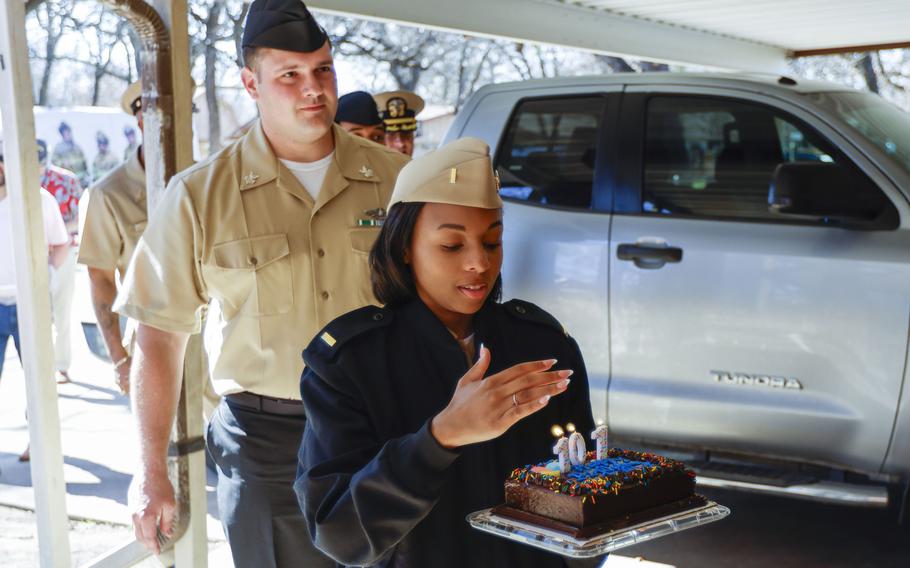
[207,397,335,568]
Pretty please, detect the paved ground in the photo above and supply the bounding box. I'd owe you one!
[0,298,231,566]
[0,505,235,567]
[2,505,138,566]
[1,298,908,566]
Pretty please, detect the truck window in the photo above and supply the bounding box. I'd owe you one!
[495,97,605,209]
[641,96,892,224]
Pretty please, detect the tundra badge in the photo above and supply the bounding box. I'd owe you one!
[711,370,803,390]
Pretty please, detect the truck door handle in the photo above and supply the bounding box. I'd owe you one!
[617,243,683,263]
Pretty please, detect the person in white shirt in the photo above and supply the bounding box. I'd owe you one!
[0,142,70,462]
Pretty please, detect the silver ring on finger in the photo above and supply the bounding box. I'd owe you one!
[512,393,519,407]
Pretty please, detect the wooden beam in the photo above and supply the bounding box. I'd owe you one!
[149,0,194,204]
[793,41,910,58]
[0,0,72,566]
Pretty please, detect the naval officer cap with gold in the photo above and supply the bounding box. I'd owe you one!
[374,91,425,133]
[388,137,503,209]
[121,81,142,116]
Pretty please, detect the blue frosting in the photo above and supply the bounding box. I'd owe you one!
[563,457,659,484]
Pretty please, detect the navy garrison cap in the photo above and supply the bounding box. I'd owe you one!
[242,0,328,53]
[335,91,382,126]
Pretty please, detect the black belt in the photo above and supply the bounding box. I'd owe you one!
[226,392,306,416]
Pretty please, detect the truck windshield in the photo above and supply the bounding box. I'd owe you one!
[807,91,910,179]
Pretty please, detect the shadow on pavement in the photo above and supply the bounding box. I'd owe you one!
[0,452,220,519]
[56,379,127,406]
[0,452,131,505]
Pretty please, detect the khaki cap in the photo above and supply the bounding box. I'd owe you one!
[121,81,142,115]
[388,137,503,209]
[374,90,425,132]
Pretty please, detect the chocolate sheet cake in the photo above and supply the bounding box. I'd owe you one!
[499,448,700,538]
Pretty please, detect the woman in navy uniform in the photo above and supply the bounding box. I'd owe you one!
[295,138,597,567]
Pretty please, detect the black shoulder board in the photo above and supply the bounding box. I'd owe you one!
[307,305,393,361]
[502,299,569,337]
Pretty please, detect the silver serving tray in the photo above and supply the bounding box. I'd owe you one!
[467,499,730,558]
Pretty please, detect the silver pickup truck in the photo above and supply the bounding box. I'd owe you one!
[442,73,910,518]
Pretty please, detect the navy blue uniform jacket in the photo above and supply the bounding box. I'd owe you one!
[295,298,596,567]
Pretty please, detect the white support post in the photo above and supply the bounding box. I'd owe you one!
[0,0,72,567]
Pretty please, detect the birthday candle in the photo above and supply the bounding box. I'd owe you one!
[553,436,570,473]
[591,425,608,460]
[568,432,587,466]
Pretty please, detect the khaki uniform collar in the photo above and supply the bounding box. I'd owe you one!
[238,121,384,211]
[332,123,384,184]
[238,120,279,191]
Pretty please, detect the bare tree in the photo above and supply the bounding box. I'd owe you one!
[80,12,133,104]
[873,51,908,94]
[328,18,435,91]
[23,2,910,117]
[452,38,495,110]
[196,0,226,151]
[789,50,910,110]
[188,0,252,154]
[639,61,670,72]
[502,42,536,80]
[228,1,250,68]
[34,0,73,105]
[856,53,880,94]
[125,25,142,82]
[593,53,635,73]
[26,0,45,14]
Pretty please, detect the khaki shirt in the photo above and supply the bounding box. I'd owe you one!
[114,122,409,399]
[78,148,147,280]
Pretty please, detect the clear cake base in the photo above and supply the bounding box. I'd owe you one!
[467,495,730,558]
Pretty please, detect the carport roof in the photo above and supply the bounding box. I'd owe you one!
[565,0,910,55]
[310,0,909,74]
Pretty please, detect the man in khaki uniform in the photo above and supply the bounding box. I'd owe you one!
[374,90,425,157]
[78,81,146,393]
[115,1,408,564]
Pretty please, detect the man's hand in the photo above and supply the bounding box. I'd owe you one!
[115,356,131,395]
[430,346,572,449]
[129,467,176,554]
[129,323,189,553]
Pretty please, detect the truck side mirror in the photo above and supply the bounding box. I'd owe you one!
[768,162,894,228]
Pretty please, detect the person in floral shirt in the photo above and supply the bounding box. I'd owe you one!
[38,139,82,384]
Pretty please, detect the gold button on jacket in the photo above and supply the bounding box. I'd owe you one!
[78,148,148,281]
[114,122,409,399]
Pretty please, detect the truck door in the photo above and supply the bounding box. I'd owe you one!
[488,94,618,425]
[608,90,910,472]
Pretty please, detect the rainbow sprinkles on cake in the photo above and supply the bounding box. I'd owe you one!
[500,423,700,536]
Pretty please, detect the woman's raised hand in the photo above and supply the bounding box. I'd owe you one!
[430,345,572,449]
